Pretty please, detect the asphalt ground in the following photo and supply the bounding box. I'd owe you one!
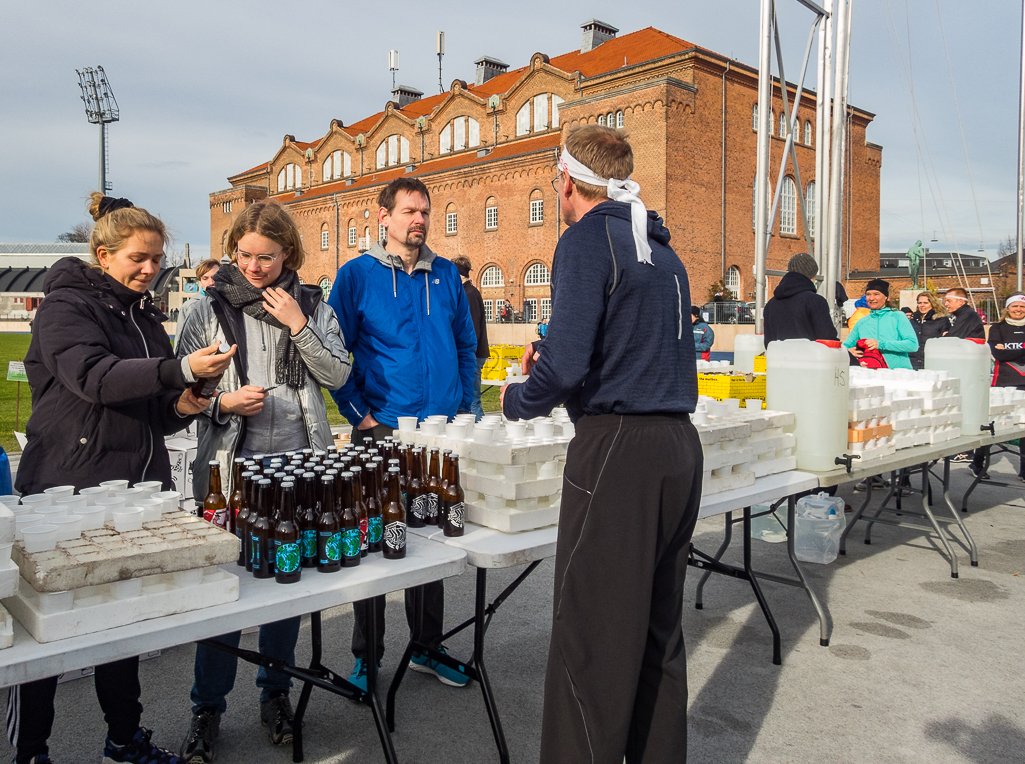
[1,454,1023,764]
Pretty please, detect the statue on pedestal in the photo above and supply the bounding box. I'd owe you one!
[907,239,924,289]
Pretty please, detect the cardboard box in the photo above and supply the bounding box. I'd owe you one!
[164,436,198,498]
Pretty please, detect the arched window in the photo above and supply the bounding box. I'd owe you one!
[525,262,551,286]
[445,203,458,235]
[480,266,504,287]
[485,197,498,230]
[376,135,410,169]
[779,113,788,137]
[804,121,813,145]
[277,163,301,192]
[806,181,816,238]
[529,188,544,225]
[597,114,605,126]
[318,277,332,300]
[320,223,329,250]
[347,219,357,247]
[606,112,614,126]
[533,94,549,131]
[725,266,741,298]
[362,226,370,250]
[780,176,797,235]
[616,110,624,128]
[516,102,531,136]
[440,117,481,154]
[322,149,351,181]
[752,104,759,131]
[552,95,565,127]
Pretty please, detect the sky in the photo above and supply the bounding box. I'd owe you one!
[0,0,1020,263]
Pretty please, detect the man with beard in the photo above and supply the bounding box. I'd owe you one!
[328,177,476,691]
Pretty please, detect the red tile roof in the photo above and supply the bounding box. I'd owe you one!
[232,161,269,178]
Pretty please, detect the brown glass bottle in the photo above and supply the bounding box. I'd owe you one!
[236,471,254,567]
[372,456,386,506]
[406,448,426,528]
[251,479,274,579]
[274,483,301,584]
[339,471,361,567]
[442,454,465,537]
[438,452,452,527]
[228,457,246,535]
[298,473,318,568]
[316,475,342,573]
[191,342,231,399]
[383,467,407,559]
[245,478,266,574]
[351,466,369,558]
[203,460,228,525]
[364,463,384,554]
[424,448,442,526]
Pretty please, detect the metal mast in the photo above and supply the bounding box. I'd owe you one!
[76,66,119,193]
[1017,0,1025,291]
[437,31,445,94]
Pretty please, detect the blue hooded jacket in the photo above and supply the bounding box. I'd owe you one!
[503,201,698,421]
[328,242,476,428]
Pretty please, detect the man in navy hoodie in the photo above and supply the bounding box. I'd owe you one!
[502,125,701,764]
[328,177,476,691]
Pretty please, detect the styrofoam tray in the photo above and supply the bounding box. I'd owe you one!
[0,559,18,600]
[464,501,560,533]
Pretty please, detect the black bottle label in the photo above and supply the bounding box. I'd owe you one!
[385,521,407,551]
[446,502,464,529]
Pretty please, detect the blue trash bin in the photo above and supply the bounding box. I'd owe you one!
[0,446,12,496]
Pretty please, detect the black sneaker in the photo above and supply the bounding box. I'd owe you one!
[259,694,294,746]
[102,727,180,763]
[969,463,989,481]
[180,708,220,764]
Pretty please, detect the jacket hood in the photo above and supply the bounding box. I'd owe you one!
[584,201,671,246]
[367,241,437,273]
[43,256,154,310]
[773,271,816,300]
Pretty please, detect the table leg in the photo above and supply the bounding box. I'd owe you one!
[864,475,897,546]
[473,568,510,764]
[743,508,781,666]
[386,586,423,733]
[939,457,978,567]
[840,479,874,555]
[291,611,323,763]
[365,596,400,764]
[695,511,733,610]
[920,461,959,579]
[784,497,831,647]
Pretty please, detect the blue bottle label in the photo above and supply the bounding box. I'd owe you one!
[368,516,383,544]
[276,541,300,573]
[301,529,317,558]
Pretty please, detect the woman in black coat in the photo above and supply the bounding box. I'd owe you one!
[10,193,233,764]
[908,291,948,370]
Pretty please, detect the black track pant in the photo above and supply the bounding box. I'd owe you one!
[539,413,702,764]
[7,657,142,762]
[349,423,445,661]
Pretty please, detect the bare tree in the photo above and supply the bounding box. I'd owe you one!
[57,222,92,243]
[997,234,1017,260]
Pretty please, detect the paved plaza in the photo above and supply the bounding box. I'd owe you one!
[1,456,1022,764]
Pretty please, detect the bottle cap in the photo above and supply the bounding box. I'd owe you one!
[209,460,220,467]
[218,342,231,353]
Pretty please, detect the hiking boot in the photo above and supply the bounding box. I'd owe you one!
[180,708,220,764]
[103,727,180,764]
[409,647,470,687]
[259,693,294,746]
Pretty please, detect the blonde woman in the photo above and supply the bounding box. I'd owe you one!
[909,291,948,370]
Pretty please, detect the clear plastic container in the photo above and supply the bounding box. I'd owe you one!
[925,336,990,436]
[734,333,765,374]
[794,493,845,564]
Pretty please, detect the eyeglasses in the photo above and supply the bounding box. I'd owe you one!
[235,249,285,267]
[550,173,564,194]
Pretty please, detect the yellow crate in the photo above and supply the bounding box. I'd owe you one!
[753,355,766,373]
[697,373,767,402]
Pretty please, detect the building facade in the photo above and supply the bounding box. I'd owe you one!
[210,21,882,315]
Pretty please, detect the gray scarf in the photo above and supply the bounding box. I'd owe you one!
[211,265,318,389]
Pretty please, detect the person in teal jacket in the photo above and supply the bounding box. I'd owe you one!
[843,279,918,369]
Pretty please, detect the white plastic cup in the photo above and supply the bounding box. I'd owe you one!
[0,542,12,563]
[55,495,88,512]
[133,481,164,494]
[503,464,526,483]
[35,505,68,520]
[505,421,527,439]
[22,525,58,553]
[93,497,126,520]
[110,578,142,600]
[20,494,53,510]
[99,480,129,490]
[473,425,495,444]
[484,494,506,510]
[78,486,110,504]
[152,491,182,514]
[533,420,555,438]
[173,568,204,588]
[0,494,21,509]
[538,461,559,479]
[14,513,45,540]
[115,487,148,501]
[112,509,144,533]
[397,416,418,433]
[43,485,75,498]
[51,515,83,542]
[78,505,107,531]
[37,590,74,614]
[745,399,763,411]
[421,421,441,436]
[135,499,163,522]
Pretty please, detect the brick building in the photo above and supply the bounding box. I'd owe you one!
[210,20,882,317]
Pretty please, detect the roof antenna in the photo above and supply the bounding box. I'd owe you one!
[437,31,445,94]
[388,50,399,90]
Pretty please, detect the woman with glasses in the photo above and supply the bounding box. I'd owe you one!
[175,201,349,763]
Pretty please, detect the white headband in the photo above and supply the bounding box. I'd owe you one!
[1006,294,1025,308]
[558,148,652,265]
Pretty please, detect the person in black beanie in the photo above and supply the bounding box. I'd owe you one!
[763,253,838,343]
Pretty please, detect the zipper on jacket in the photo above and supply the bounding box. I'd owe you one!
[129,302,154,483]
[674,275,683,340]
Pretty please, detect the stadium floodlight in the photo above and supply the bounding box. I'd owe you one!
[76,66,120,193]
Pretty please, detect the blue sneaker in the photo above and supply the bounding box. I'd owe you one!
[347,658,381,694]
[103,727,179,764]
[409,647,470,687]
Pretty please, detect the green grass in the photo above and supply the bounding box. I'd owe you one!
[0,333,32,453]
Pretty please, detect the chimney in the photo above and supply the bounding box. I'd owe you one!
[580,19,618,53]
[474,56,510,86]
[391,84,423,108]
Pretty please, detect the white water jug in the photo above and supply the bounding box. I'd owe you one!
[734,333,765,374]
[925,336,990,436]
[766,339,849,471]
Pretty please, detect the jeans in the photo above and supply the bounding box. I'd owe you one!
[471,356,487,422]
[191,617,302,714]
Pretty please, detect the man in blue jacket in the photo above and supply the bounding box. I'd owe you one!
[691,306,714,360]
[328,177,476,691]
[502,125,701,764]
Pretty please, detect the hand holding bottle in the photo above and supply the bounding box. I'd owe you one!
[188,341,236,378]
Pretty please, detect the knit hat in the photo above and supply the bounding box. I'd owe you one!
[866,278,890,297]
[691,305,701,318]
[787,253,818,280]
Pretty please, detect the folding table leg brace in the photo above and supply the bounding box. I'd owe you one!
[689,497,831,667]
[961,441,1025,512]
[199,598,398,764]
[387,563,541,764]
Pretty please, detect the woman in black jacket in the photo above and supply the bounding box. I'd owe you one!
[908,291,948,370]
[971,294,1025,480]
[10,193,233,764]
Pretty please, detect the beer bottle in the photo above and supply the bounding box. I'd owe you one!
[371,456,387,506]
[236,471,253,567]
[191,341,231,399]
[244,477,262,573]
[316,475,342,573]
[397,446,409,503]
[274,483,302,584]
[442,454,465,537]
[364,463,383,554]
[228,457,246,535]
[438,451,452,527]
[406,448,425,528]
[203,461,228,525]
[339,471,361,567]
[383,467,407,559]
[425,448,442,526]
[351,465,369,558]
[298,476,318,568]
[251,479,274,579]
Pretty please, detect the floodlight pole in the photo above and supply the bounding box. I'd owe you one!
[1017,0,1024,292]
[754,0,773,333]
[76,66,119,194]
